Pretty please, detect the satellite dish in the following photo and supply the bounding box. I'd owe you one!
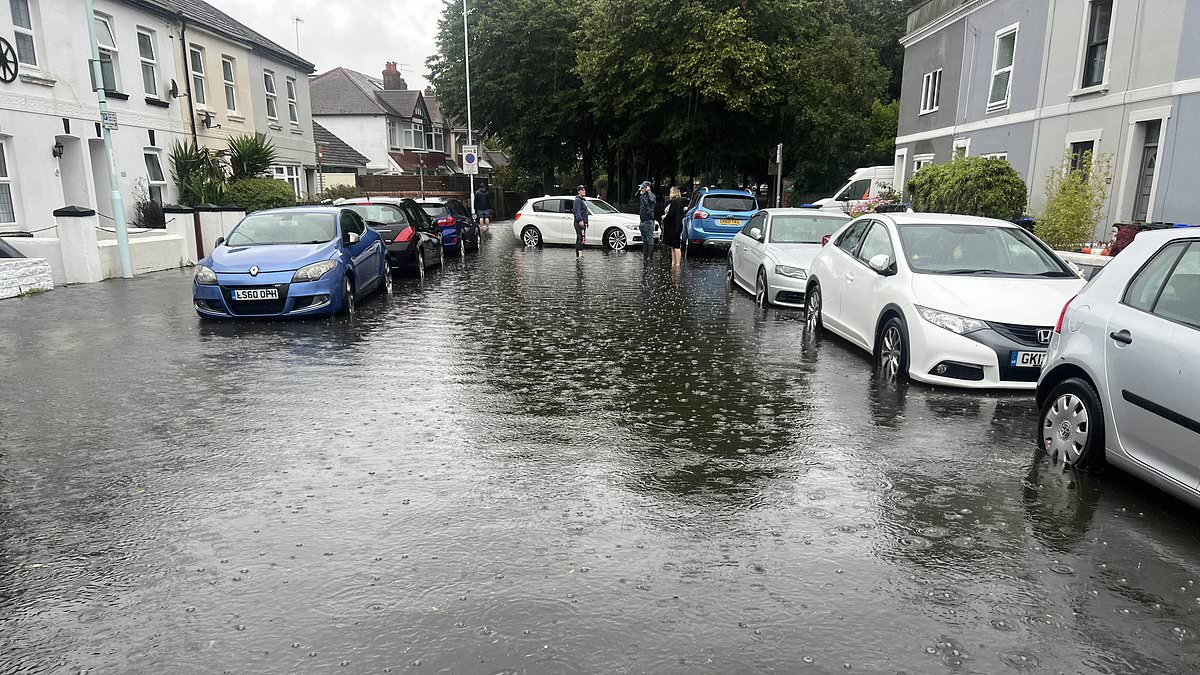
[169,79,180,98]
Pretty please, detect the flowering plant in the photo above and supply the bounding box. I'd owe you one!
[847,197,889,218]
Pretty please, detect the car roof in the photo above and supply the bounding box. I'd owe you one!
[699,188,755,196]
[1131,226,1200,243]
[762,208,850,218]
[417,197,451,204]
[336,197,412,205]
[254,206,342,216]
[875,212,1020,228]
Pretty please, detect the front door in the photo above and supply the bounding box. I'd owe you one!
[822,219,871,337]
[1132,121,1161,222]
[841,221,897,348]
[340,210,377,288]
[735,212,768,284]
[1105,239,1200,488]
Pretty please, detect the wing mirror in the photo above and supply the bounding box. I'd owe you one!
[869,254,896,275]
[344,231,361,246]
[214,236,225,247]
[821,235,831,247]
[749,227,762,241]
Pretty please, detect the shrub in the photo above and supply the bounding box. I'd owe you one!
[170,140,227,206]
[224,178,296,213]
[227,132,278,180]
[1035,150,1113,250]
[907,156,1027,221]
[314,183,364,202]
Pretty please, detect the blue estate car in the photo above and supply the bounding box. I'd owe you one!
[193,207,390,319]
[684,188,760,251]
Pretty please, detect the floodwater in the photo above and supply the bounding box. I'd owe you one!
[2,230,1199,674]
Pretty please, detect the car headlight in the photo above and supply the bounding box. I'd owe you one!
[774,265,807,279]
[293,260,337,283]
[915,305,987,335]
[194,265,217,285]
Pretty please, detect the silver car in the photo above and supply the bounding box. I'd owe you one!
[1037,227,1200,507]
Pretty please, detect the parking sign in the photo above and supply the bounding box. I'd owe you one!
[462,145,478,175]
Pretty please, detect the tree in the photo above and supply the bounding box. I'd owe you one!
[1036,151,1113,250]
[907,156,1027,220]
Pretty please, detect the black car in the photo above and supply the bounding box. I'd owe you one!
[417,197,481,257]
[339,198,444,277]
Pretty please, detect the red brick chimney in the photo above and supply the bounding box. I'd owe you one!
[382,62,407,91]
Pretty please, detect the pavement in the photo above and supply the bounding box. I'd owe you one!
[2,228,1199,673]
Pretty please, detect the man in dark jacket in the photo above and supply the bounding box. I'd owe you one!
[572,185,589,257]
[474,186,492,231]
[637,181,656,256]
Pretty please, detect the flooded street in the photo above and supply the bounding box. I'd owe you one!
[3,229,1200,674]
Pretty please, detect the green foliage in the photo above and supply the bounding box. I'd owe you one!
[1036,151,1113,250]
[170,140,226,206]
[224,178,296,214]
[907,156,1028,220]
[314,183,364,202]
[227,133,278,180]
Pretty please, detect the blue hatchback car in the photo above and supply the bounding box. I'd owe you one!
[193,207,390,319]
[684,188,760,251]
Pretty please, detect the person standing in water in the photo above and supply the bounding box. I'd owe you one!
[474,185,492,232]
[637,181,657,257]
[572,184,589,258]
[662,186,684,267]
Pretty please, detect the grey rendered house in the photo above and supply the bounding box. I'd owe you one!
[894,0,1200,236]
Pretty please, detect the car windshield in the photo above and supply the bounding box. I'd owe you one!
[702,195,757,212]
[898,224,1075,277]
[419,204,451,218]
[585,199,619,214]
[343,205,406,225]
[225,212,337,246]
[769,215,848,244]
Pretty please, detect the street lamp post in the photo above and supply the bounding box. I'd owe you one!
[84,0,133,278]
[463,0,475,213]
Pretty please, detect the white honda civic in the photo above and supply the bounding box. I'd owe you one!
[803,213,1085,389]
[727,208,851,307]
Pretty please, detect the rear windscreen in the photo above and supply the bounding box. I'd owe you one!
[702,196,757,213]
[420,204,451,218]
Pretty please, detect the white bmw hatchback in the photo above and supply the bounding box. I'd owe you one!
[512,196,654,250]
[727,208,851,308]
[804,213,1085,389]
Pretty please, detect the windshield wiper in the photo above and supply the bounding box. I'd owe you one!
[939,268,1006,275]
[1035,270,1074,277]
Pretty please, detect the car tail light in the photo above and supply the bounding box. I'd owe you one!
[514,213,522,221]
[694,211,709,220]
[393,226,415,244]
[821,235,831,246]
[437,216,455,227]
[1054,295,1076,334]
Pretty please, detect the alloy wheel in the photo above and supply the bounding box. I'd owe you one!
[343,277,355,316]
[383,260,393,294]
[880,325,903,380]
[416,249,425,280]
[1042,393,1090,465]
[756,270,768,308]
[805,288,821,333]
[607,230,627,251]
[522,227,541,247]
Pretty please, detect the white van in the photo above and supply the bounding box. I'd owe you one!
[810,166,896,212]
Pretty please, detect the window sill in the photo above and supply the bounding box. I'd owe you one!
[268,122,282,130]
[1071,84,1109,99]
[18,71,56,87]
[105,90,130,101]
[918,108,938,116]
[986,102,1009,114]
[144,97,171,108]
[227,114,246,122]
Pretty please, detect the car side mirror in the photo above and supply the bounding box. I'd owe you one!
[749,227,762,241]
[214,236,224,247]
[821,235,831,247]
[869,253,895,275]
[345,231,361,246]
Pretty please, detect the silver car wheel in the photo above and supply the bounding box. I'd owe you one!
[1042,393,1089,465]
[805,287,821,333]
[522,227,541,247]
[607,229,627,251]
[880,325,903,380]
[383,260,393,294]
[416,249,425,280]
[755,269,768,308]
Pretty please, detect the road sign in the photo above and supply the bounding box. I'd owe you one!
[101,111,118,130]
[462,145,478,175]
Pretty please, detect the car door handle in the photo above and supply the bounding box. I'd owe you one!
[1110,330,1133,345]
[845,272,855,282]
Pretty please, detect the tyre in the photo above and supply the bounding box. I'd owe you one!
[726,254,735,287]
[804,283,822,334]
[1038,378,1106,469]
[382,259,393,295]
[604,228,627,251]
[414,248,425,280]
[521,226,542,247]
[457,236,466,258]
[339,275,355,316]
[876,316,909,382]
[755,268,769,308]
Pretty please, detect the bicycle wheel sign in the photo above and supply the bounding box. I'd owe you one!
[0,38,18,84]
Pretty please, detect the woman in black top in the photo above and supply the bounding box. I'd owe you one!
[662,186,685,267]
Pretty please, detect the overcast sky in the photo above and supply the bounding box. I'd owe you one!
[206,0,445,89]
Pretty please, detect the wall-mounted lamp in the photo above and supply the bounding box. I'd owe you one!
[52,141,64,158]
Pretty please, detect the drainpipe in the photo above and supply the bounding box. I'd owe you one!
[179,14,197,144]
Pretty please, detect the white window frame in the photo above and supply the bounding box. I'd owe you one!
[285,77,298,124]
[136,28,158,97]
[387,119,400,149]
[221,56,237,112]
[94,13,120,92]
[1075,0,1115,95]
[0,140,17,225]
[189,44,206,107]
[403,121,425,150]
[988,24,1019,112]
[432,126,445,152]
[919,69,941,115]
[913,154,935,173]
[263,70,278,120]
[272,165,302,197]
[953,138,971,159]
[10,0,38,68]
[981,152,1009,161]
[144,150,167,205]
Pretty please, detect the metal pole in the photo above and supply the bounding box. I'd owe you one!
[84,0,132,278]
[774,143,783,208]
[463,0,475,212]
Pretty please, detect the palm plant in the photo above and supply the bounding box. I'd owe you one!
[169,140,228,205]
[227,133,278,180]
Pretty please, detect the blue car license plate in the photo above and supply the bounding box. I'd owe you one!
[232,288,279,301]
[1010,350,1045,368]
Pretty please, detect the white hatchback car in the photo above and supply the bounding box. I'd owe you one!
[1036,228,1200,507]
[727,208,851,307]
[804,213,1085,389]
[512,196,655,250]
